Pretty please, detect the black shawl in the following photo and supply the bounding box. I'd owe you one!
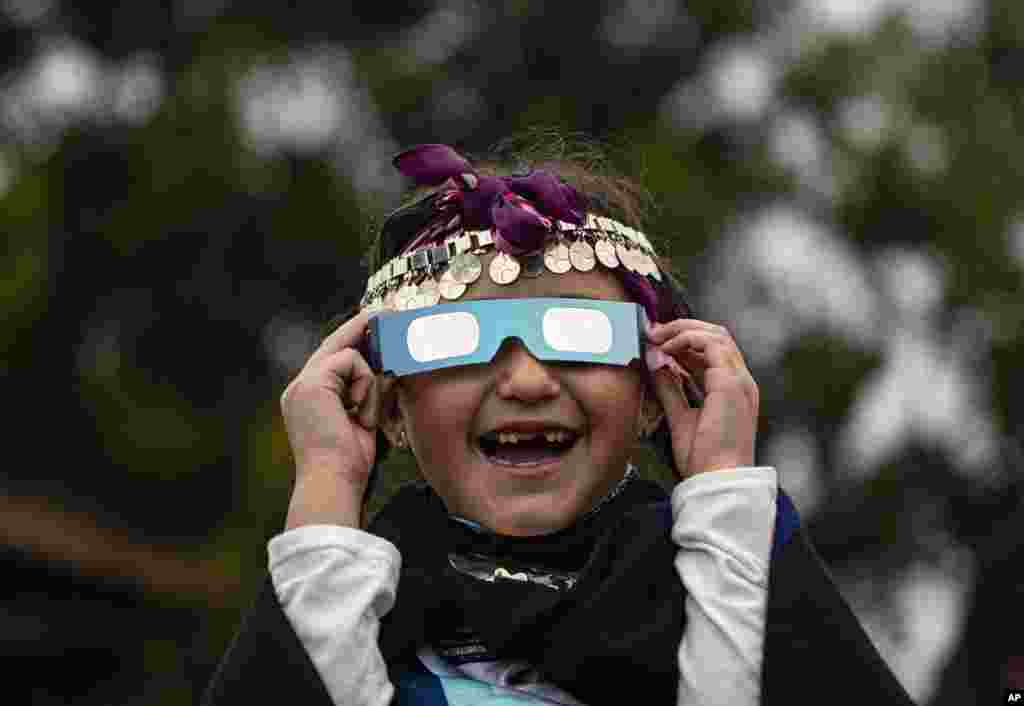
[203,479,915,705]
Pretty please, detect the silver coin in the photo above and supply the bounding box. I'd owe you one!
[631,250,648,276]
[630,249,646,275]
[640,252,655,277]
[489,252,521,285]
[639,252,656,277]
[632,228,653,252]
[632,251,647,275]
[450,252,483,285]
[626,246,643,274]
[544,241,572,274]
[418,277,441,306]
[411,293,434,310]
[439,269,467,300]
[523,252,545,278]
[595,239,619,268]
[616,243,638,273]
[569,239,596,272]
[409,284,437,310]
[395,283,419,310]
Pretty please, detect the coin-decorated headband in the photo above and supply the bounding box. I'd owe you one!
[360,144,665,323]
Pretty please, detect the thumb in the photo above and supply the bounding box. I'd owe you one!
[353,376,379,431]
[650,367,698,476]
[651,366,691,418]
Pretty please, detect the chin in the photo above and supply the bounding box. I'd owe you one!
[483,494,590,537]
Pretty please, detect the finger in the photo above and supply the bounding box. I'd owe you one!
[650,367,698,472]
[293,347,377,412]
[658,331,757,410]
[344,363,381,428]
[354,375,379,430]
[658,330,746,372]
[647,319,729,344]
[307,308,375,369]
[651,366,683,412]
[347,374,373,413]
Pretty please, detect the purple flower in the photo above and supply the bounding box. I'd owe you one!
[505,170,588,225]
[391,145,665,321]
[457,175,506,229]
[393,145,590,232]
[492,194,552,255]
[393,144,474,186]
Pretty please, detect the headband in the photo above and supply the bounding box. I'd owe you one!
[359,144,668,324]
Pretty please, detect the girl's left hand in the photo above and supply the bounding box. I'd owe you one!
[645,319,759,480]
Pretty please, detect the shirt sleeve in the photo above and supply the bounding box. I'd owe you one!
[268,524,401,706]
[672,467,778,706]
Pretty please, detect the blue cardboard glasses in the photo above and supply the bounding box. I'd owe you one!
[366,297,650,377]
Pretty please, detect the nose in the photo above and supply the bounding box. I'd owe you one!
[493,337,561,401]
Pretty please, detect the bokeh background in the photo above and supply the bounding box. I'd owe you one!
[4,0,1023,703]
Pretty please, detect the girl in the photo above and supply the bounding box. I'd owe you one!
[204,141,915,705]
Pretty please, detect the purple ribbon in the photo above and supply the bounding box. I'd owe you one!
[392,144,662,324]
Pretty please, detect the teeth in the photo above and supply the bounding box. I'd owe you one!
[494,430,572,444]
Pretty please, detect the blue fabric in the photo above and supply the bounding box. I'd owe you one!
[367,297,648,376]
[435,676,546,705]
[770,489,800,565]
[654,498,673,532]
[393,657,449,706]
[394,656,557,705]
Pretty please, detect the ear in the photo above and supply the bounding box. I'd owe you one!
[376,373,405,446]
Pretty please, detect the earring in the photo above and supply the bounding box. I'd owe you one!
[400,429,408,449]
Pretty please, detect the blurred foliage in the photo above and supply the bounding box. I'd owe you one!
[3,0,1023,704]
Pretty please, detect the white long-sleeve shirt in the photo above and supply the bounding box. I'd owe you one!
[269,467,778,706]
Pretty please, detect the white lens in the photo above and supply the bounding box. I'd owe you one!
[542,307,613,354]
[407,311,480,362]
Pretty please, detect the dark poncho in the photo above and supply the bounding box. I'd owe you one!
[203,477,915,705]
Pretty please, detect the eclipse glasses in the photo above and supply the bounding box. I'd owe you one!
[366,297,649,377]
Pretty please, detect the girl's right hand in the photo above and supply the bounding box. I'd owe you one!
[279,308,380,529]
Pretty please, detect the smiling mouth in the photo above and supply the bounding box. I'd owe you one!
[476,430,580,467]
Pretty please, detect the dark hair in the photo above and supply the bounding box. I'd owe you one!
[329,130,696,503]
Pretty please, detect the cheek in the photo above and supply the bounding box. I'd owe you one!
[399,378,488,513]
[402,377,479,455]
[572,368,643,438]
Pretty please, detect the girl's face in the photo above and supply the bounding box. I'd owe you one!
[379,251,663,537]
